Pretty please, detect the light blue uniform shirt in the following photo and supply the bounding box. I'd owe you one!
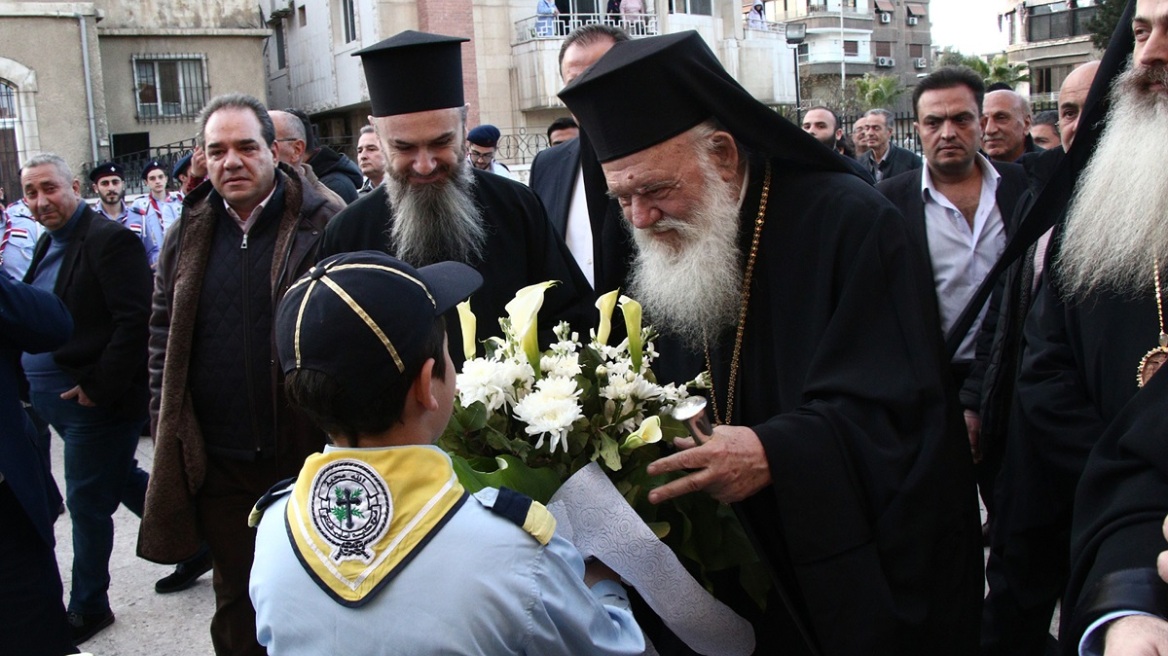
[2,200,44,280]
[99,200,162,267]
[250,445,645,656]
[129,191,183,235]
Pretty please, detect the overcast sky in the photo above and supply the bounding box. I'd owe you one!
[930,0,1010,56]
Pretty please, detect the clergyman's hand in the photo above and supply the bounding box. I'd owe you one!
[646,425,770,505]
[1157,514,1168,585]
[1103,615,1168,655]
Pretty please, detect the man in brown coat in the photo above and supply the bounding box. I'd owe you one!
[137,93,342,655]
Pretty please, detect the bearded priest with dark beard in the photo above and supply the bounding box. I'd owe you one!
[559,32,982,656]
[318,32,591,360]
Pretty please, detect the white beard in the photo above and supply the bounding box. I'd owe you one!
[1057,63,1168,300]
[627,159,743,351]
[386,158,485,267]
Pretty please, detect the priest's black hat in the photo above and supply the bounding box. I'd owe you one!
[353,31,469,117]
[558,31,848,174]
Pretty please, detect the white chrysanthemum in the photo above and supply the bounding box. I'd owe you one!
[457,357,534,412]
[540,352,582,380]
[513,377,583,454]
[600,373,661,403]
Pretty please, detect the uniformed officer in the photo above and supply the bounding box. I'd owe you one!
[250,251,645,655]
[90,162,162,267]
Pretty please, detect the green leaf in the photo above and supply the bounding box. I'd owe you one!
[597,433,622,472]
[449,454,562,504]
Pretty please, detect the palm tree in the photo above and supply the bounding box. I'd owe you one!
[853,73,904,111]
[985,54,1029,89]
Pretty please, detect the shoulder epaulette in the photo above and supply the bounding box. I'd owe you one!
[478,487,556,545]
[248,476,296,528]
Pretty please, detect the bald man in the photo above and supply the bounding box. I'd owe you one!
[982,90,1037,163]
[1057,60,1102,151]
[978,59,1100,656]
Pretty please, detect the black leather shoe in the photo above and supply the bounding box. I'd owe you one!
[68,609,115,644]
[154,546,213,594]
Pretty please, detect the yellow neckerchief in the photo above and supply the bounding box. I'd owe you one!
[284,445,467,607]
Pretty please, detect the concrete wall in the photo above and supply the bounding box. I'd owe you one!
[98,35,268,148]
[0,6,105,172]
[95,0,261,30]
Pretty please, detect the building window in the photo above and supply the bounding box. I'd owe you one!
[843,40,858,56]
[1032,66,1053,95]
[0,81,19,203]
[873,41,892,57]
[274,23,287,70]
[298,5,307,27]
[908,43,924,58]
[132,55,209,122]
[671,0,711,15]
[338,0,357,43]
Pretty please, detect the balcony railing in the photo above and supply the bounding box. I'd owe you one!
[745,19,785,34]
[515,12,659,43]
[1026,6,1097,43]
[775,6,868,22]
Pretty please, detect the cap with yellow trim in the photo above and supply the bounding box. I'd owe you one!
[275,250,482,396]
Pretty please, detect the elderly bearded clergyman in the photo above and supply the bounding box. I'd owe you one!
[318,31,591,358]
[558,31,982,656]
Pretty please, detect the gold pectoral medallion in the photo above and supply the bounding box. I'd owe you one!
[1139,343,1168,388]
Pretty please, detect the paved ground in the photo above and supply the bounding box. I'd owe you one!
[52,435,215,655]
[48,434,1054,655]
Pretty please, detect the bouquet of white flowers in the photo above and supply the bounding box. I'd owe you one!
[439,283,767,606]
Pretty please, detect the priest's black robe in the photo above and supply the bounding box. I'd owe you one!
[1061,361,1168,654]
[317,169,593,366]
[984,272,1153,655]
[658,157,983,656]
[1004,285,1168,652]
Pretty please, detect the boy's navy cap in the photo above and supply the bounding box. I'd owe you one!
[467,125,501,147]
[141,160,166,180]
[276,251,482,394]
[89,162,124,183]
[172,152,193,178]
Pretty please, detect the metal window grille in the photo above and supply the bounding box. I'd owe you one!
[132,54,209,123]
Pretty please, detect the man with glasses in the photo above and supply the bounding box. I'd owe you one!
[858,108,921,182]
[466,124,515,179]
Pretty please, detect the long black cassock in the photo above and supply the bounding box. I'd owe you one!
[656,156,984,656]
[317,168,593,366]
[1005,281,1168,651]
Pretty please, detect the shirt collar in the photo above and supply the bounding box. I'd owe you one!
[223,179,278,229]
[920,152,1000,203]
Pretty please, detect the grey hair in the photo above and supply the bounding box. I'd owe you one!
[197,93,276,146]
[359,124,377,136]
[271,110,307,142]
[863,108,895,129]
[20,153,74,185]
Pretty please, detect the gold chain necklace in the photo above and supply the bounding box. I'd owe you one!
[704,162,771,425]
[1138,257,1168,387]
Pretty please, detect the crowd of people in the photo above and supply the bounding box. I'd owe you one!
[3,0,1168,654]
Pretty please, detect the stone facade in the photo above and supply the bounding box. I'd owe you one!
[0,0,268,200]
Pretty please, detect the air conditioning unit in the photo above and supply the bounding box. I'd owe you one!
[906,15,919,26]
[913,57,927,69]
[876,56,894,67]
[879,12,891,24]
